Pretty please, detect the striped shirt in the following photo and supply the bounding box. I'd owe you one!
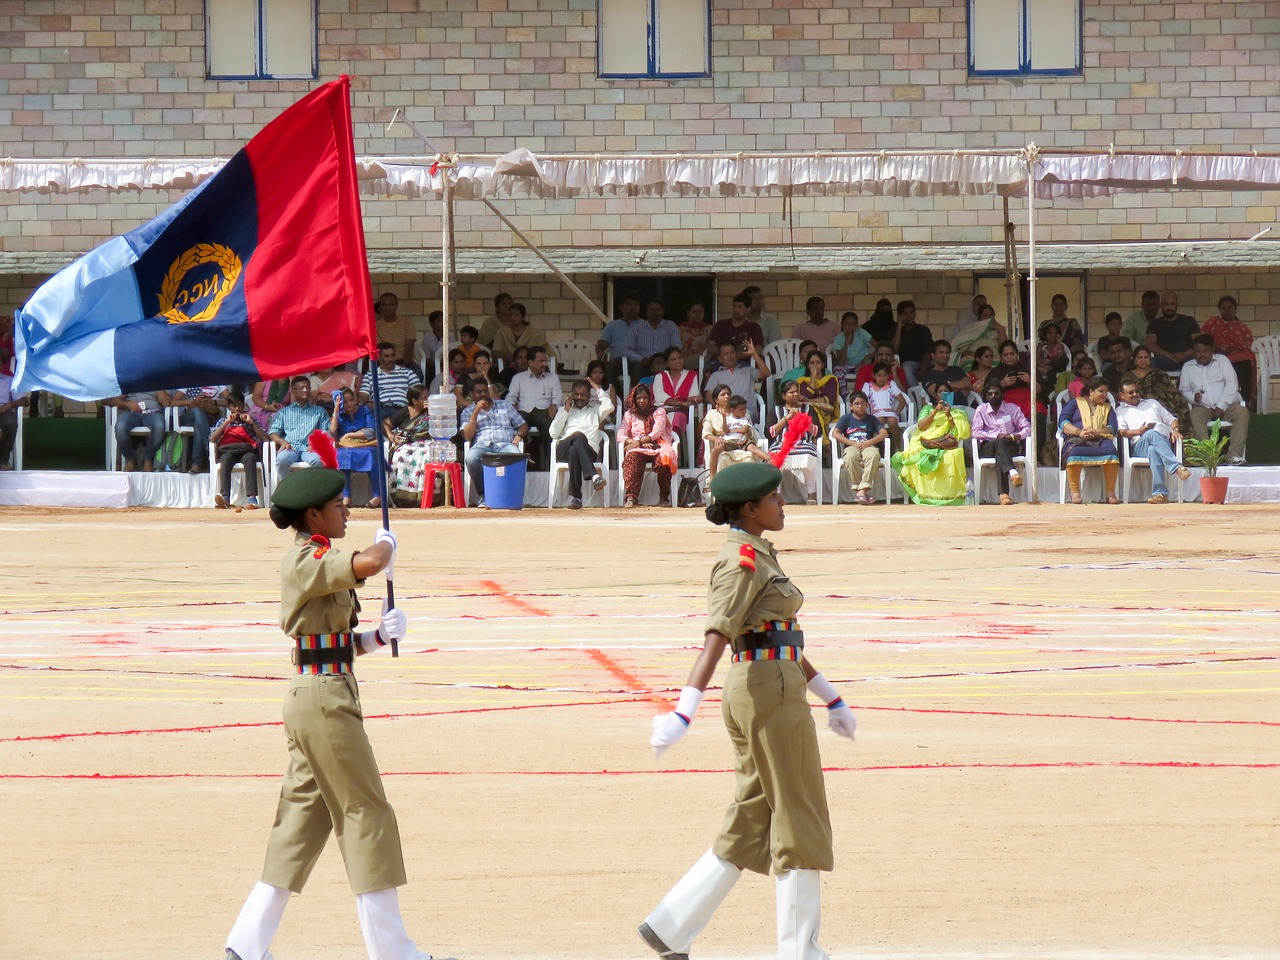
[269,403,330,448]
[360,364,421,407]
[622,319,682,362]
[459,398,526,447]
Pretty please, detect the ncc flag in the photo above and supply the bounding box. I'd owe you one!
[13,76,375,401]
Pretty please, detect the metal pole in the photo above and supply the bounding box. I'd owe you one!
[368,361,397,657]
[1026,147,1040,503]
[441,170,455,393]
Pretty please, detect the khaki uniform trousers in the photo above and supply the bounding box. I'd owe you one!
[840,444,882,491]
[713,658,834,876]
[261,673,407,895]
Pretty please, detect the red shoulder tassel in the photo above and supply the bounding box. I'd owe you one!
[309,430,339,469]
[770,411,813,467]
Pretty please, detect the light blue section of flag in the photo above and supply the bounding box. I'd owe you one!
[12,236,144,400]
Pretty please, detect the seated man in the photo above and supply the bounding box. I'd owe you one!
[702,341,768,405]
[831,390,888,505]
[210,390,269,509]
[268,376,331,473]
[361,341,421,421]
[459,378,528,508]
[1102,339,1134,394]
[1116,376,1191,504]
[109,392,165,471]
[919,339,975,407]
[1179,333,1250,465]
[506,346,562,469]
[970,382,1031,505]
[160,385,229,475]
[549,378,616,508]
[0,357,28,468]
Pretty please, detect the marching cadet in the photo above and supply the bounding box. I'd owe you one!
[642,461,858,960]
[224,462,431,960]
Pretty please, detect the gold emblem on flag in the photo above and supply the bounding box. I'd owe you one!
[158,243,242,324]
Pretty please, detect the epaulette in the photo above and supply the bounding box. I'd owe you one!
[738,543,757,571]
[309,534,331,560]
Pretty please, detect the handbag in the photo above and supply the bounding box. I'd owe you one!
[195,396,221,418]
[678,470,708,508]
[339,434,379,448]
[920,434,958,450]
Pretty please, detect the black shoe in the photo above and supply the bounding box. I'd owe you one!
[568,496,582,510]
[638,922,689,960]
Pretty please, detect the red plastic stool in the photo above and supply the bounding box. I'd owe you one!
[420,462,467,509]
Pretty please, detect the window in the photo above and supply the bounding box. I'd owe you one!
[969,0,1081,77]
[598,0,711,79]
[207,0,317,80]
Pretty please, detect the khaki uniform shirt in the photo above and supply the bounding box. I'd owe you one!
[705,528,804,642]
[279,533,365,637]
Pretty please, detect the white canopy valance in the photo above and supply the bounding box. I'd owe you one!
[5,148,1280,200]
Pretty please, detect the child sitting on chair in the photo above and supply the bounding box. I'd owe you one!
[211,390,269,509]
[722,396,770,463]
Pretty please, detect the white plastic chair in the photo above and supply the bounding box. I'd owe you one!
[617,434,680,506]
[969,435,1033,504]
[548,339,595,379]
[761,339,803,380]
[6,406,23,470]
[1121,433,1185,503]
[167,405,197,472]
[106,404,157,470]
[547,434,608,508]
[208,439,272,506]
[828,425,898,505]
[1253,334,1280,412]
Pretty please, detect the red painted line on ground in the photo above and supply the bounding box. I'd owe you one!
[850,704,1280,727]
[478,579,552,617]
[4,760,1276,782]
[584,648,671,713]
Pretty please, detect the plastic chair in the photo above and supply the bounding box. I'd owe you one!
[547,434,609,508]
[167,405,196,472]
[1121,433,1185,503]
[548,339,595,379]
[7,406,23,470]
[208,439,272,507]
[106,405,157,470]
[616,434,680,506]
[828,425,898,504]
[1253,334,1280,412]
[761,339,802,379]
[462,437,526,506]
[969,435,1033,504]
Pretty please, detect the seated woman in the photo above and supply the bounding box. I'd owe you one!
[702,385,751,481]
[651,346,700,440]
[386,386,435,505]
[1202,295,1255,408]
[985,339,1049,461]
[831,310,872,390]
[768,379,821,504]
[249,378,290,431]
[892,395,971,505]
[1059,375,1120,505]
[619,383,676,507]
[585,359,619,415]
[1062,353,1098,399]
[795,350,840,451]
[952,301,1008,368]
[1131,345,1192,428]
[330,387,381,508]
[968,345,996,394]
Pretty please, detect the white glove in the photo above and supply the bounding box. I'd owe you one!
[650,712,690,757]
[650,686,704,758]
[827,705,858,740]
[374,528,397,579]
[808,672,857,740]
[379,602,407,644]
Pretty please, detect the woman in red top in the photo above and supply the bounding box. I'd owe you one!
[1201,294,1255,406]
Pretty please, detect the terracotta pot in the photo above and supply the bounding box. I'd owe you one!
[1200,476,1230,504]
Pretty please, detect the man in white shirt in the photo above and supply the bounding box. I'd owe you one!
[1116,377,1192,504]
[549,379,615,508]
[1179,334,1249,464]
[506,346,562,469]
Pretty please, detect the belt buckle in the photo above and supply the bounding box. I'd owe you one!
[290,647,299,665]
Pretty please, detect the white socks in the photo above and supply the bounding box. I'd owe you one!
[644,849,742,954]
[776,869,829,960]
[225,881,290,960]
[356,886,433,960]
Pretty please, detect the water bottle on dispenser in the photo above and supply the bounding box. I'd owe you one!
[427,393,457,463]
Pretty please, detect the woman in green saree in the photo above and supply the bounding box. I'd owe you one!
[891,397,972,505]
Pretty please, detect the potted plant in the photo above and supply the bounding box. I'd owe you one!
[1183,419,1230,504]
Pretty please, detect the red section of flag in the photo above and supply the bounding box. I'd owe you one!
[243,76,376,378]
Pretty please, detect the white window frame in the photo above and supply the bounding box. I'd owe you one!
[598,0,711,80]
[206,0,318,81]
[969,0,1082,77]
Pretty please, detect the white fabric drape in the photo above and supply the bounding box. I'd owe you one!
[8,150,1280,200]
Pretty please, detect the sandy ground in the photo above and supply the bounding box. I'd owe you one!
[1,503,1278,960]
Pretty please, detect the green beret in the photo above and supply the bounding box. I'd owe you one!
[709,461,782,505]
[271,467,346,511]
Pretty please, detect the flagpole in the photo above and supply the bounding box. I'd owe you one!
[369,360,398,657]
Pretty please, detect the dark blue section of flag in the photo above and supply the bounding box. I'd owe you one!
[115,152,260,393]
